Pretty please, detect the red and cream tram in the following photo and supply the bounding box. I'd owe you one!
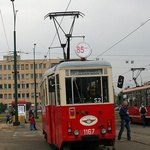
[122,85,150,125]
[40,60,116,150]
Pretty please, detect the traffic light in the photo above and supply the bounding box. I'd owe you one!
[117,75,124,88]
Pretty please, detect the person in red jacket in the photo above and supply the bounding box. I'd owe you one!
[29,114,35,131]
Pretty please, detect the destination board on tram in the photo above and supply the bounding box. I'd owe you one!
[70,69,103,76]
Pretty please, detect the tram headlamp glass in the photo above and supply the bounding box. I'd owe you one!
[101,128,106,134]
[74,130,79,136]
[108,127,112,131]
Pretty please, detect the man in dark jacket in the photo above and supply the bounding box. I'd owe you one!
[118,100,131,141]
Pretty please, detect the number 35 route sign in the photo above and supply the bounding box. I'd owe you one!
[75,42,92,58]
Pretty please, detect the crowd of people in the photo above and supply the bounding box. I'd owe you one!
[5,106,38,131]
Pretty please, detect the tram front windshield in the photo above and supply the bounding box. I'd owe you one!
[65,76,109,104]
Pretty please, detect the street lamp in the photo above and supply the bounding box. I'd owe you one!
[33,44,38,118]
[10,0,19,126]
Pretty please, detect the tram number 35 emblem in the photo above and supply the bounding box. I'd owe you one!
[83,129,95,135]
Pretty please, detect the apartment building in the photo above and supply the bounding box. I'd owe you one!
[0,55,60,106]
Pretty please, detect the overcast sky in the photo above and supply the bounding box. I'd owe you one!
[0,0,150,93]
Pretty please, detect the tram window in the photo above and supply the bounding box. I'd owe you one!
[48,78,55,92]
[65,76,109,104]
[56,74,60,105]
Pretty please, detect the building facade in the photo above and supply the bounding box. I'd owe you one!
[0,55,60,107]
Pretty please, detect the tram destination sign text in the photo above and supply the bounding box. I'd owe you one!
[70,69,103,76]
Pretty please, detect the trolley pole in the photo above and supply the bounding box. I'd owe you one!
[33,44,38,118]
[10,0,19,126]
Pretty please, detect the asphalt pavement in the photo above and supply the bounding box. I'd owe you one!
[0,123,50,150]
[0,122,150,150]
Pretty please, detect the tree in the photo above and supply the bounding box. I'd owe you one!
[0,103,7,113]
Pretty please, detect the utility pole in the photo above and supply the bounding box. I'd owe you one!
[33,44,38,118]
[10,0,19,126]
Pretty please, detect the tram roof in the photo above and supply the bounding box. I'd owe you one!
[44,60,111,77]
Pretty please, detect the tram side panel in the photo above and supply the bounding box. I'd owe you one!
[128,106,150,125]
[52,104,116,149]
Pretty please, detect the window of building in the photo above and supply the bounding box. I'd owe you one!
[18,93,21,98]
[4,84,7,89]
[8,84,11,89]
[0,94,3,98]
[22,84,25,89]
[17,74,20,80]
[18,84,20,88]
[21,64,24,70]
[25,64,29,70]
[8,94,12,99]
[4,94,7,99]
[36,74,38,79]
[4,74,7,80]
[0,74,2,80]
[30,74,34,79]
[26,74,29,79]
[8,74,11,80]
[0,65,2,70]
[39,63,42,69]
[31,93,34,98]
[17,64,20,70]
[43,63,46,69]
[21,74,24,79]
[26,93,29,98]
[0,84,2,89]
[22,93,25,98]
[30,64,33,69]
[31,83,34,88]
[26,84,29,88]
[8,65,11,70]
[4,65,7,70]
[39,73,42,79]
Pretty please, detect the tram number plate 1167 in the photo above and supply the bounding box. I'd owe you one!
[83,129,95,135]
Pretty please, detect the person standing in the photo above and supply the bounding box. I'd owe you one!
[29,107,37,130]
[118,100,131,141]
[139,103,147,127]
[6,113,11,124]
[29,114,35,131]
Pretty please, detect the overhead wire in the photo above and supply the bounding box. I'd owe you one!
[94,19,150,59]
[0,9,10,50]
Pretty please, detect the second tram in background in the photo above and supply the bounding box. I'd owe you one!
[40,60,116,150]
[122,85,150,125]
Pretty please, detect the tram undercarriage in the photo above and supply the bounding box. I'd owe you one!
[47,139,116,150]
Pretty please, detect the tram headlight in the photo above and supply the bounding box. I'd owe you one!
[108,127,112,131]
[101,128,106,134]
[74,130,79,136]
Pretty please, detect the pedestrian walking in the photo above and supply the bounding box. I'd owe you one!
[139,103,147,127]
[118,100,131,141]
[6,113,11,124]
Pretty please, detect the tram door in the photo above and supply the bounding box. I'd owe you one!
[48,78,57,144]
